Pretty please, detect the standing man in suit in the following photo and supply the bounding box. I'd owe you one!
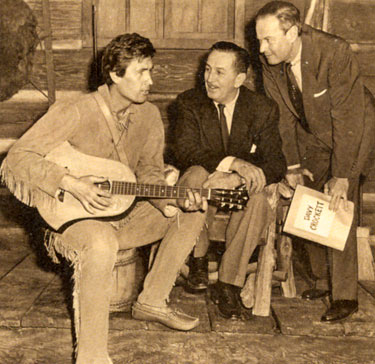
[173,41,286,318]
[255,1,375,323]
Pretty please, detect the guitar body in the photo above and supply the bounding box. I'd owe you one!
[37,141,136,230]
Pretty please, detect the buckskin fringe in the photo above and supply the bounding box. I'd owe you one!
[44,229,81,349]
[0,158,56,212]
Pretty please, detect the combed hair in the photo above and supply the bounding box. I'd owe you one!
[102,33,155,85]
[255,1,302,35]
[209,41,251,74]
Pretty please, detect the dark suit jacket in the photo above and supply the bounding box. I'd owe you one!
[261,24,375,179]
[173,85,286,185]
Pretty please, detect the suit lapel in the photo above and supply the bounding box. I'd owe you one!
[267,26,320,124]
[300,26,319,123]
[229,88,250,151]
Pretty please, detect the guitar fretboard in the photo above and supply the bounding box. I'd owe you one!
[109,181,211,200]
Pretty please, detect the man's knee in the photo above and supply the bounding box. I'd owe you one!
[242,190,273,222]
[179,165,209,187]
[247,190,269,208]
[88,230,118,259]
[65,221,119,266]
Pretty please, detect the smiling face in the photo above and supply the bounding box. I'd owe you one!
[110,56,153,109]
[256,15,296,65]
[204,50,245,104]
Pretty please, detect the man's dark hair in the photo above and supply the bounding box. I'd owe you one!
[209,41,251,74]
[255,1,302,35]
[102,33,156,85]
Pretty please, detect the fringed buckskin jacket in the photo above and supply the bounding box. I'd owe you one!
[1,84,168,261]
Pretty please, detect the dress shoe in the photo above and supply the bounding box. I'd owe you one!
[321,300,358,323]
[301,288,330,300]
[132,301,199,331]
[185,256,209,293]
[211,281,241,319]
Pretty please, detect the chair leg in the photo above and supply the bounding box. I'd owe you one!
[281,255,297,298]
[357,226,375,281]
[253,220,277,316]
[278,233,297,298]
[240,272,256,309]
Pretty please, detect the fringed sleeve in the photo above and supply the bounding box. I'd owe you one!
[0,155,65,216]
[0,157,37,207]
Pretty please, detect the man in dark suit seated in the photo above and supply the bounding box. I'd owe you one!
[173,41,286,319]
[255,1,375,323]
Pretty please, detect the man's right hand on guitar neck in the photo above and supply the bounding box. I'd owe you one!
[59,174,113,214]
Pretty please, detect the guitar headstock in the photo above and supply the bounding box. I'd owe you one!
[210,185,249,210]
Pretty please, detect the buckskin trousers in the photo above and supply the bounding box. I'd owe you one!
[59,190,206,363]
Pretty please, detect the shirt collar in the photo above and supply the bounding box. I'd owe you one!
[213,88,240,115]
[97,84,136,125]
[289,41,302,67]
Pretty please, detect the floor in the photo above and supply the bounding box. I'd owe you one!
[0,196,375,364]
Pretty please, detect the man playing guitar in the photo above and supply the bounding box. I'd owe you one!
[1,33,210,364]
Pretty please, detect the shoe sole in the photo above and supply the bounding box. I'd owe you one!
[184,284,208,294]
[217,308,241,320]
[302,292,330,301]
[321,307,358,324]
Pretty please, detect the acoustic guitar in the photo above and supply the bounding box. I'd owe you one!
[37,142,249,230]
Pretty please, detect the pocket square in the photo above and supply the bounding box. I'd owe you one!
[314,89,327,98]
[250,144,257,153]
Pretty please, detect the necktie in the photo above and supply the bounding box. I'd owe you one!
[285,63,310,133]
[218,104,229,153]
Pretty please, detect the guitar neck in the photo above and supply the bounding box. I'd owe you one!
[110,181,211,200]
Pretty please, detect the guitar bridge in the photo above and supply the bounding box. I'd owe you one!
[58,189,65,202]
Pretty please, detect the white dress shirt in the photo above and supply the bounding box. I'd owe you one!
[214,89,240,172]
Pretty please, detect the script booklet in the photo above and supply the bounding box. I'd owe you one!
[283,185,354,251]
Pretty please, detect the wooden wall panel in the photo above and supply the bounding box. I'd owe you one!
[165,0,199,34]
[97,0,126,40]
[27,49,203,93]
[29,50,94,92]
[129,0,161,39]
[26,48,256,94]
[25,0,82,42]
[329,0,375,43]
[164,0,235,41]
[202,0,231,33]
[1,0,373,140]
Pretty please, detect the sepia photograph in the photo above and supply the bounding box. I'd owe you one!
[0,0,375,363]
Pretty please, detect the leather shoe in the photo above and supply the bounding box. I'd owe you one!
[321,300,358,323]
[185,256,208,294]
[211,281,241,319]
[132,301,199,331]
[301,288,330,300]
